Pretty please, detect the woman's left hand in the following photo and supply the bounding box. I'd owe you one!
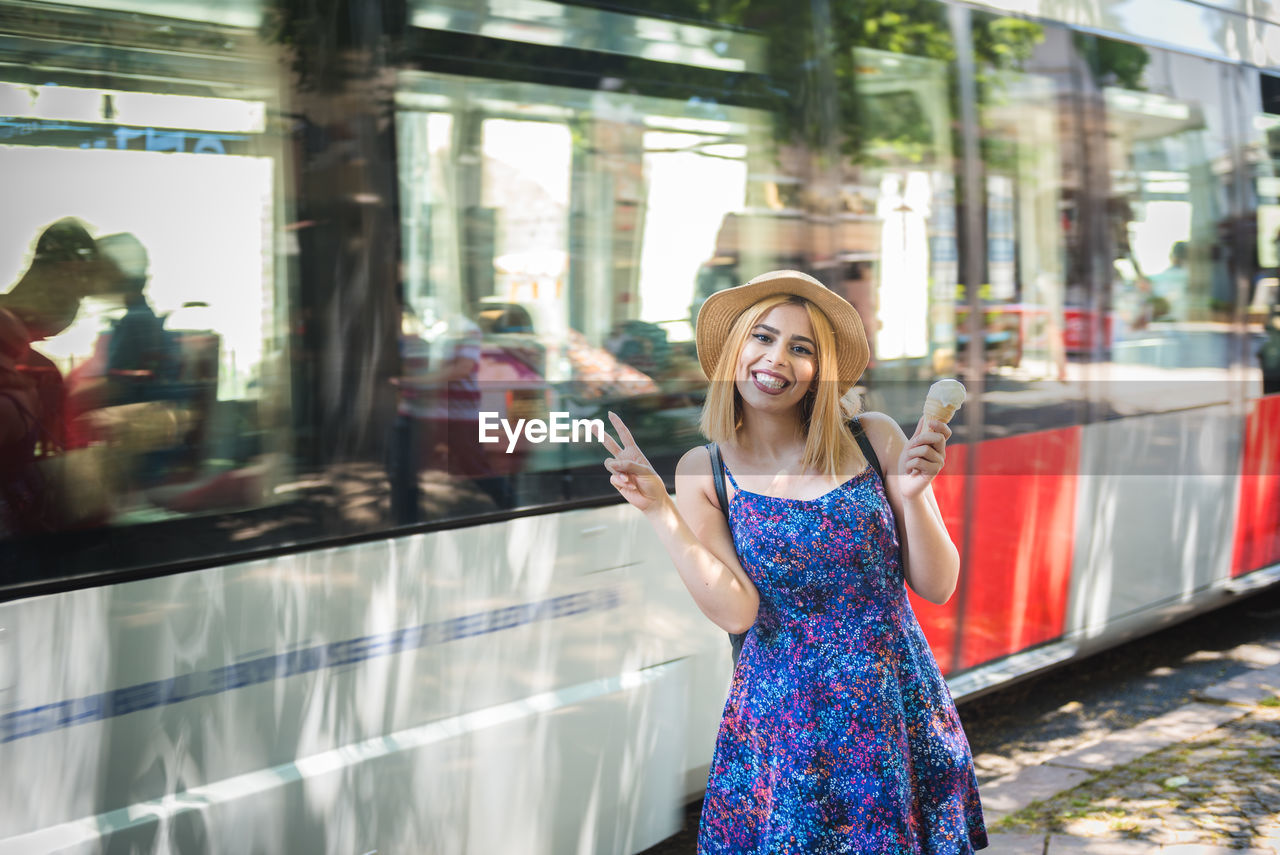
[898,417,951,500]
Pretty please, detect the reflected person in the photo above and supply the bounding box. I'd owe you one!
[393,303,506,520]
[0,218,117,448]
[96,233,173,405]
[0,218,115,340]
[1147,240,1189,322]
[0,308,46,535]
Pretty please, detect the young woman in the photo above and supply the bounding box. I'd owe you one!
[602,270,986,853]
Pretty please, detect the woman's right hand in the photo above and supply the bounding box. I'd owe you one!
[601,411,670,514]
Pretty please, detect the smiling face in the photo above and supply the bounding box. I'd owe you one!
[733,301,818,414]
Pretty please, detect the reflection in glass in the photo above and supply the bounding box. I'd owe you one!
[1100,43,1237,403]
[972,38,1072,403]
[0,83,285,546]
[393,73,769,520]
[1244,81,1280,396]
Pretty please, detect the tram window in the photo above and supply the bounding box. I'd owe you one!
[0,145,285,540]
[834,10,1064,438]
[388,0,983,523]
[0,5,292,585]
[964,19,1087,437]
[392,75,765,520]
[1242,71,1280,397]
[1093,40,1237,409]
[6,0,1144,583]
[850,46,959,426]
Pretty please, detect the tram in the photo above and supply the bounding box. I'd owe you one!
[3,0,1280,851]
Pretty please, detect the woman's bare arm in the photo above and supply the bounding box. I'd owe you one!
[602,413,759,632]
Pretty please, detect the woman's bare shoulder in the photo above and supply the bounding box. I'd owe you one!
[855,410,900,434]
[676,444,714,478]
[855,411,908,457]
[675,444,727,514]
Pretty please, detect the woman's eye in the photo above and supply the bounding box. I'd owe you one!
[753,333,772,344]
[792,345,813,356]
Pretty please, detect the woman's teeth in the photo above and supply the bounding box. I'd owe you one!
[753,373,787,390]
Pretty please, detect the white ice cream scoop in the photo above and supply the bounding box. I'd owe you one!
[923,379,966,424]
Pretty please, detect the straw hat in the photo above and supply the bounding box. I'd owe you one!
[695,269,869,394]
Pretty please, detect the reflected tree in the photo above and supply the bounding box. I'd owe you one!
[263,0,408,463]
[1075,33,1151,90]
[668,0,1047,164]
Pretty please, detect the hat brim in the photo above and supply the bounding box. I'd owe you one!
[695,270,869,395]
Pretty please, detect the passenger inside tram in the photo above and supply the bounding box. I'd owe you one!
[64,232,188,501]
[392,299,508,520]
[0,218,115,344]
[66,233,174,408]
[1147,240,1189,322]
[97,233,174,405]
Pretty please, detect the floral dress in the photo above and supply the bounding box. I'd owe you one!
[697,462,987,854]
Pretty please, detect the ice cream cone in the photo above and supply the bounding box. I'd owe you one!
[923,379,966,425]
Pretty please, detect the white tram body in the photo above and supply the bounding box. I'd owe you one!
[1,509,717,853]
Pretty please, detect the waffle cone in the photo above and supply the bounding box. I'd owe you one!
[923,400,958,424]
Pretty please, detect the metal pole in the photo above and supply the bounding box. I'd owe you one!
[948,2,985,675]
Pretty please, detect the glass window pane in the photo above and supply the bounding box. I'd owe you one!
[1097,41,1238,410]
[969,21,1085,436]
[0,7,291,581]
[1242,72,1280,397]
[393,73,771,520]
[1,0,979,579]
[391,2,967,522]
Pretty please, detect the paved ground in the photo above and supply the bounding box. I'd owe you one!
[961,586,1280,789]
[998,699,1280,849]
[985,663,1280,852]
[641,585,1280,854]
[973,584,1280,853]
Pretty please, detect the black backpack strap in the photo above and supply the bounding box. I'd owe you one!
[849,416,883,482]
[706,442,730,523]
[706,442,747,666]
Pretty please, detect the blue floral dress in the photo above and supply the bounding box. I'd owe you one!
[697,462,987,854]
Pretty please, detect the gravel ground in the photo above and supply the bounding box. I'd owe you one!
[961,584,1280,787]
[993,701,1280,848]
[640,585,1280,854]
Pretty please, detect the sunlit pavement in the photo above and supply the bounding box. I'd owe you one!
[985,659,1280,853]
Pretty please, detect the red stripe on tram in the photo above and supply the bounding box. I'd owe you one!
[910,428,1081,673]
[1233,395,1280,576]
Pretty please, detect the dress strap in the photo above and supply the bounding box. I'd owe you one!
[704,442,747,667]
[720,456,740,490]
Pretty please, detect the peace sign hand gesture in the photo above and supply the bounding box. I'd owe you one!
[601,412,671,515]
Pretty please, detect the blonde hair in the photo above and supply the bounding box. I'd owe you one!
[699,295,859,478]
